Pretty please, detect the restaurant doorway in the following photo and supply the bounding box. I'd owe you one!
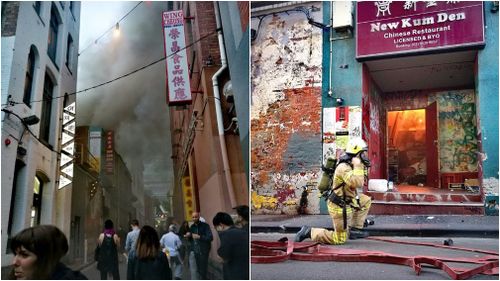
[387,102,439,188]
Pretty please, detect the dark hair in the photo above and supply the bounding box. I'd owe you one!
[212,212,234,227]
[10,225,68,279]
[135,225,160,259]
[104,219,114,229]
[131,219,139,226]
[234,205,249,221]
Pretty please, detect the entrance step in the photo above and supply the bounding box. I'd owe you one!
[370,200,485,215]
[366,191,482,204]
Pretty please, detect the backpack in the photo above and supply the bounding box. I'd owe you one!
[98,235,117,261]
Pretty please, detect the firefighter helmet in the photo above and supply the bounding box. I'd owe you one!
[346,138,368,155]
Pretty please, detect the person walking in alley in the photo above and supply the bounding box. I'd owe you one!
[185,212,213,279]
[125,219,140,257]
[212,212,249,280]
[178,220,197,279]
[178,221,191,262]
[160,224,183,280]
[295,138,373,244]
[9,225,88,280]
[126,225,172,280]
[96,219,120,280]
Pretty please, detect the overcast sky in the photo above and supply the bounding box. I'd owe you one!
[77,1,173,199]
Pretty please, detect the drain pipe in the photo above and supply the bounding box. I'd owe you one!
[212,2,237,208]
[328,1,333,97]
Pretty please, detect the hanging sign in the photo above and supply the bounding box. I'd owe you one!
[182,176,196,221]
[356,1,485,59]
[104,130,114,175]
[163,10,192,105]
[58,102,76,189]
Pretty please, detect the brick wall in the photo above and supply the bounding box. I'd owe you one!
[192,2,220,67]
[1,2,19,37]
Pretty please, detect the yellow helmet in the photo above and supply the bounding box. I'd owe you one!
[346,138,368,155]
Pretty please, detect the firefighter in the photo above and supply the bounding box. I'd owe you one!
[295,138,372,244]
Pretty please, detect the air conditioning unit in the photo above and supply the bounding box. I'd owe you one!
[331,1,353,30]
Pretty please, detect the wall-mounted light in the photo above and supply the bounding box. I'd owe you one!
[114,23,120,37]
[335,97,344,106]
[22,115,40,126]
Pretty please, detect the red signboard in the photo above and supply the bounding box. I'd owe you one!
[104,130,114,175]
[356,1,484,59]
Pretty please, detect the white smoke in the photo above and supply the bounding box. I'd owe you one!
[76,1,173,198]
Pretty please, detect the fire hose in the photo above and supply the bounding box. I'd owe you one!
[251,237,498,280]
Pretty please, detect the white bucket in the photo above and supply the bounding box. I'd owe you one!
[368,179,388,192]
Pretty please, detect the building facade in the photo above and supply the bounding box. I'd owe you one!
[71,126,139,263]
[168,1,249,278]
[250,1,324,215]
[1,1,80,266]
[321,1,498,214]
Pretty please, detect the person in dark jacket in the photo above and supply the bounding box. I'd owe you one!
[212,212,249,280]
[9,225,87,280]
[127,225,172,280]
[234,205,249,233]
[185,212,213,279]
[96,219,120,280]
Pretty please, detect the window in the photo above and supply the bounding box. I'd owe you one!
[31,176,44,227]
[47,5,60,64]
[66,34,74,71]
[40,73,54,144]
[23,47,37,106]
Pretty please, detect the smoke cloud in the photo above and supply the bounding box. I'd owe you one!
[77,2,173,198]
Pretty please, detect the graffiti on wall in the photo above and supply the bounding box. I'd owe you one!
[367,84,384,179]
[431,90,478,172]
[251,88,321,214]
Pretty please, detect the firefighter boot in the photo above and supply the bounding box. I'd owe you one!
[349,227,369,240]
[294,226,312,242]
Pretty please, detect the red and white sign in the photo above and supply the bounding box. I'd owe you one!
[104,130,114,175]
[163,10,192,105]
[356,1,484,59]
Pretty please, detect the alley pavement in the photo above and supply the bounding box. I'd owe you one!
[251,233,499,280]
[251,214,499,238]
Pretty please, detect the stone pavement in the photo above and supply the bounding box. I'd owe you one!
[251,214,499,237]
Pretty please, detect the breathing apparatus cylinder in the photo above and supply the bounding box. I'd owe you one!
[318,157,336,193]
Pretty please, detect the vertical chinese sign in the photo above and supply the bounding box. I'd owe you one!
[59,102,76,189]
[182,176,196,221]
[163,10,192,105]
[104,131,114,175]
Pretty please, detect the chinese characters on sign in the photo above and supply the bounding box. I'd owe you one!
[182,176,196,221]
[59,102,76,189]
[357,1,484,59]
[104,131,114,175]
[163,10,192,105]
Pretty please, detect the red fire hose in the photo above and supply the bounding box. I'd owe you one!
[251,237,499,280]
